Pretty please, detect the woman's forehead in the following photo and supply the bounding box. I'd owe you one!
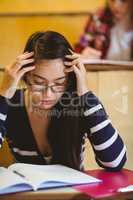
[35,58,65,66]
[32,58,66,81]
[31,73,67,81]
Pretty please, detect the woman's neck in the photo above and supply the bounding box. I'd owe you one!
[114,15,132,31]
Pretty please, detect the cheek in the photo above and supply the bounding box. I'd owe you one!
[122,5,129,15]
[29,91,64,105]
[54,92,64,103]
[30,92,42,105]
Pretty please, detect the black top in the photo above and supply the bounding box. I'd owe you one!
[0,90,127,170]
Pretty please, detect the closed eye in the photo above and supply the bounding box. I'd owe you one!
[54,76,67,85]
[33,80,45,85]
[54,80,66,85]
[32,76,47,85]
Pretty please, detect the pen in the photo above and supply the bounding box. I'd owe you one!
[13,170,26,178]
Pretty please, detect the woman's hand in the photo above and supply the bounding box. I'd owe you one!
[64,50,89,96]
[81,46,102,59]
[0,52,35,99]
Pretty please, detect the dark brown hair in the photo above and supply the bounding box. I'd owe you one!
[106,0,133,29]
[23,31,83,170]
[128,0,133,29]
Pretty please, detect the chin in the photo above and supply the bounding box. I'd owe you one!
[40,105,54,110]
[114,13,123,21]
[37,101,56,110]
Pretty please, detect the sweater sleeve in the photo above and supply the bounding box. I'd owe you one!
[80,91,127,171]
[0,95,9,149]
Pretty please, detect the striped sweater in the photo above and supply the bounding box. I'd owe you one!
[0,90,127,171]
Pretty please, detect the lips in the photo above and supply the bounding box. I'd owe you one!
[40,100,55,105]
[113,10,122,18]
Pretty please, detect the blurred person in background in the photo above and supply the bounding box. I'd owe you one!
[75,0,133,60]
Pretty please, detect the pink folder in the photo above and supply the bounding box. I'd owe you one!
[74,169,133,198]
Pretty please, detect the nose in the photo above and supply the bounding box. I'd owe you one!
[42,86,54,98]
[114,0,122,8]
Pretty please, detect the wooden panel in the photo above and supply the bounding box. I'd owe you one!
[0,0,105,13]
[84,71,133,170]
[98,71,133,170]
[86,72,99,94]
[0,15,88,67]
[85,63,133,71]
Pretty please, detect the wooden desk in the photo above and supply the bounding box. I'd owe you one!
[0,187,88,200]
[84,60,133,71]
[85,64,133,71]
[0,187,133,200]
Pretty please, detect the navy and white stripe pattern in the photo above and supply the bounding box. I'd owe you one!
[12,148,38,156]
[0,96,7,149]
[0,133,4,149]
[81,91,127,171]
[0,90,127,170]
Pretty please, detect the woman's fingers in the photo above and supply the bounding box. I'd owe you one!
[65,50,88,96]
[65,53,80,60]
[64,58,79,66]
[10,51,34,70]
[64,56,86,73]
[68,48,75,54]
[18,58,34,67]
[64,50,86,75]
[11,58,34,74]
[73,65,81,77]
[64,66,74,73]
[17,65,35,78]
[16,52,34,60]
[64,58,82,68]
[64,65,81,79]
[65,52,83,66]
[0,52,35,99]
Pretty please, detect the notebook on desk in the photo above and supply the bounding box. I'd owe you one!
[0,163,101,195]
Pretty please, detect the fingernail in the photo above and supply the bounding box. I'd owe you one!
[98,52,102,55]
[68,48,74,53]
[65,55,71,57]
[64,61,68,64]
[28,51,34,54]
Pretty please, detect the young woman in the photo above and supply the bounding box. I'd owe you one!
[0,31,126,171]
[75,0,133,60]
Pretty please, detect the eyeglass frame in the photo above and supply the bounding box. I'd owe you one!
[25,74,69,93]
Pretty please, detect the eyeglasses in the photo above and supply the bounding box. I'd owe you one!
[26,76,68,93]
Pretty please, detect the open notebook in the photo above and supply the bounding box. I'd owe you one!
[0,163,101,195]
